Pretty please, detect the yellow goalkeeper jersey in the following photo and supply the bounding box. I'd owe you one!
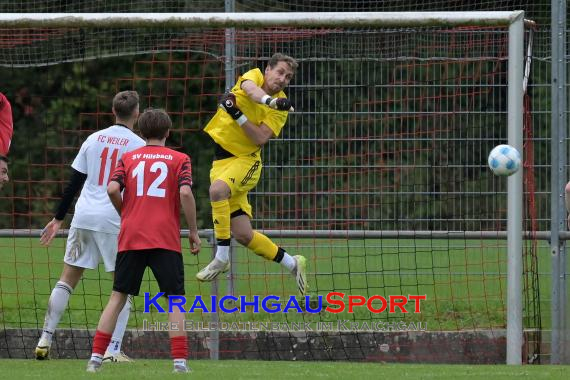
[204,68,289,157]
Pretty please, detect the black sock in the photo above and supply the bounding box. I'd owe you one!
[273,247,286,263]
[217,238,230,246]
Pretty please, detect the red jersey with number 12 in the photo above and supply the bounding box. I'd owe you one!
[110,145,193,253]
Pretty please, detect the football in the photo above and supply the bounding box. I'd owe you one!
[487,144,521,176]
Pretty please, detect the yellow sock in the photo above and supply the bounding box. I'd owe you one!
[211,200,231,240]
[247,231,278,261]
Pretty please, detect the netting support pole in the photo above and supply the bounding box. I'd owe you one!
[507,12,524,365]
[550,0,568,365]
[207,0,238,361]
[224,0,237,306]
[208,230,220,360]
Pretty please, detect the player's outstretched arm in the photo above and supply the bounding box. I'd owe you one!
[39,168,87,246]
[180,185,201,254]
[220,93,274,146]
[107,181,123,215]
[241,80,294,111]
[39,218,63,246]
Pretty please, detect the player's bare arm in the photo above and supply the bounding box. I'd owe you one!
[180,185,201,254]
[219,93,274,146]
[40,167,87,246]
[241,80,294,111]
[39,218,63,246]
[241,80,270,103]
[241,121,274,146]
[107,181,123,215]
[241,58,295,110]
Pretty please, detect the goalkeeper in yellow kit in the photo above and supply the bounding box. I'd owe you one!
[197,53,307,295]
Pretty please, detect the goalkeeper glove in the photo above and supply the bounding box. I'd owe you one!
[261,95,294,111]
[220,93,248,126]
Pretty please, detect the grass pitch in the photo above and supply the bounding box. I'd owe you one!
[0,236,551,331]
[0,360,568,380]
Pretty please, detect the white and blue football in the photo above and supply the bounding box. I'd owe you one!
[488,144,521,176]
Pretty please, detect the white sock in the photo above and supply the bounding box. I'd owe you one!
[106,295,132,355]
[280,252,296,272]
[40,281,73,344]
[38,330,53,346]
[173,358,187,368]
[90,353,103,363]
[215,245,230,263]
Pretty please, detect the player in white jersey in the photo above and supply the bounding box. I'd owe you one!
[35,91,145,362]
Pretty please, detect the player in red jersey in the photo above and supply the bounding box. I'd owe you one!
[0,92,13,157]
[86,108,201,374]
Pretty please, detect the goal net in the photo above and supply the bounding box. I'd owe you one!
[0,11,539,364]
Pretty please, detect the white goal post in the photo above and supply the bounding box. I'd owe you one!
[1,11,524,28]
[0,11,525,364]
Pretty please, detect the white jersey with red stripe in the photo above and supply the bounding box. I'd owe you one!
[70,124,145,234]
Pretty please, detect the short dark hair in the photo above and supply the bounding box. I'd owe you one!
[138,108,171,140]
[267,53,298,73]
[0,155,8,164]
[112,90,139,119]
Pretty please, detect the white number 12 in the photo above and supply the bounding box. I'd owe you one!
[132,161,168,197]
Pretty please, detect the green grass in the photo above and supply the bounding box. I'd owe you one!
[0,236,551,331]
[0,360,568,379]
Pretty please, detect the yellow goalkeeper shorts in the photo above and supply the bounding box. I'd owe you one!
[210,152,262,219]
